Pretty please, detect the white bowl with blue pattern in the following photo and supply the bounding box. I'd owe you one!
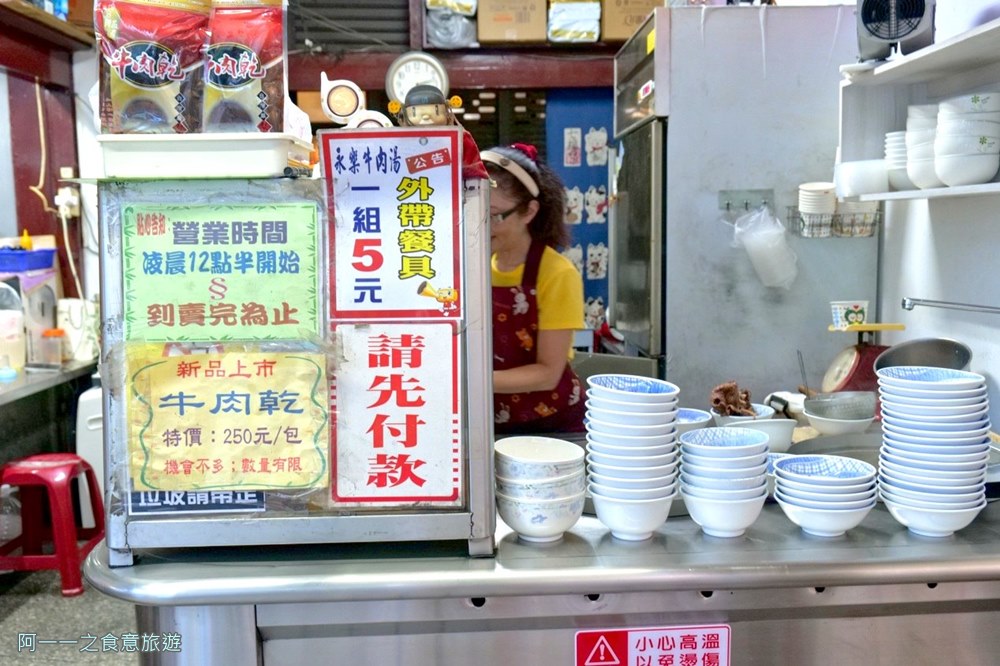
[679,426,769,458]
[675,408,713,435]
[875,366,986,391]
[586,374,680,404]
[494,436,585,480]
[773,454,876,486]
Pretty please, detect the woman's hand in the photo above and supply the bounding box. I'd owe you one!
[493,328,574,394]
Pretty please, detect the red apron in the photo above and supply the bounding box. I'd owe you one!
[493,240,585,434]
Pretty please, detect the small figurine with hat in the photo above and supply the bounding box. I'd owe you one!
[388,84,488,180]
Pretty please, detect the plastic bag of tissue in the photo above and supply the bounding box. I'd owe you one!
[732,204,798,289]
[548,0,600,43]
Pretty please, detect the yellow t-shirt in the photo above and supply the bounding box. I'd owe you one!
[491,246,584,331]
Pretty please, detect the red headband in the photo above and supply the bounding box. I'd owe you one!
[511,142,538,162]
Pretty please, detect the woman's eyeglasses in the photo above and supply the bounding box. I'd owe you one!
[489,205,520,224]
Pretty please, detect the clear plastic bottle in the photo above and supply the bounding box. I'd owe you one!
[0,484,21,574]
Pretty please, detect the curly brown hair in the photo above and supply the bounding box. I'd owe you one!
[484,144,570,249]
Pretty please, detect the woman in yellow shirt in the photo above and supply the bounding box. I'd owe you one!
[482,143,586,435]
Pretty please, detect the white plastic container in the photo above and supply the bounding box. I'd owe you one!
[97,133,313,179]
[76,385,103,530]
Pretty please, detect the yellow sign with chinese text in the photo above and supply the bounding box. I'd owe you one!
[127,345,329,491]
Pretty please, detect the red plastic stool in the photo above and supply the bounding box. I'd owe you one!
[0,453,105,596]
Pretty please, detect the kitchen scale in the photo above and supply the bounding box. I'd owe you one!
[821,323,905,393]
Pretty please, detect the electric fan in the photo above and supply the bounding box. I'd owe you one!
[857,0,935,61]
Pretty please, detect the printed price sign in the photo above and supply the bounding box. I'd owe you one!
[122,202,320,341]
[331,322,462,506]
[319,127,463,320]
[126,345,329,491]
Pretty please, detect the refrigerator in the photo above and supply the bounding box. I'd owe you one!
[607,4,881,410]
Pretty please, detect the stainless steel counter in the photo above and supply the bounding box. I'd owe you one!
[85,501,1000,665]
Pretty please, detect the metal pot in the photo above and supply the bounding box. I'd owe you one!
[873,337,972,371]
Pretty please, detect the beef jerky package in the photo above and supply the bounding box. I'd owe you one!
[95,0,210,133]
[203,0,287,133]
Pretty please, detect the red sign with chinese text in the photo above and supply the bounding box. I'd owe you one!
[576,625,731,666]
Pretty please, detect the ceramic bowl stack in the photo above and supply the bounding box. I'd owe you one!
[678,427,770,537]
[772,455,877,537]
[494,436,586,543]
[935,91,1000,186]
[884,130,913,190]
[875,366,991,537]
[584,374,681,541]
[797,182,837,236]
[906,105,944,189]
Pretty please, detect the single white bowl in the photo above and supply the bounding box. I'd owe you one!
[680,482,768,502]
[681,489,767,538]
[679,471,766,491]
[587,429,677,447]
[935,152,1000,186]
[906,156,946,189]
[882,429,991,448]
[675,408,713,435]
[775,494,875,538]
[879,397,988,416]
[880,438,990,457]
[907,103,939,119]
[907,142,936,160]
[775,482,876,504]
[585,437,676,458]
[710,403,775,427]
[881,443,990,466]
[879,487,984,511]
[681,460,768,479]
[875,366,987,391]
[589,470,676,490]
[805,412,874,436]
[905,128,937,147]
[773,455,876,486]
[494,436,584,480]
[586,447,678,469]
[877,381,987,400]
[591,491,677,541]
[882,421,991,440]
[586,416,676,439]
[880,448,989,472]
[678,426,770,457]
[680,451,769,470]
[589,480,676,501]
[880,477,985,503]
[938,108,1000,123]
[725,418,797,453]
[879,458,987,483]
[585,391,678,414]
[586,456,679,480]
[495,490,585,543]
[934,133,1000,155]
[881,411,990,431]
[882,497,987,537]
[936,118,1000,136]
[879,466,986,490]
[495,468,586,500]
[938,91,1000,114]
[774,488,876,511]
[586,374,680,404]
[878,471,985,496]
[835,159,888,197]
[585,406,678,427]
[775,474,875,495]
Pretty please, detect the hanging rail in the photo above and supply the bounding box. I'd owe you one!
[901,297,1000,316]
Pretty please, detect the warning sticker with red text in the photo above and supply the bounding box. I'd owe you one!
[575,625,731,666]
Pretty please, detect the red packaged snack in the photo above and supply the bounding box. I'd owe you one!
[95,0,210,133]
[203,0,287,133]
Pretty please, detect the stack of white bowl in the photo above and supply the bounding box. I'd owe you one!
[772,454,877,537]
[797,182,836,237]
[884,130,913,190]
[906,104,944,189]
[876,366,991,538]
[494,436,587,543]
[934,90,1000,186]
[583,374,681,541]
[678,427,770,537]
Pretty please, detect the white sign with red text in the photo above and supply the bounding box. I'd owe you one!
[319,127,464,321]
[330,321,462,506]
[576,625,731,666]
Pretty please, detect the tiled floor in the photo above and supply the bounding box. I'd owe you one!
[0,570,138,663]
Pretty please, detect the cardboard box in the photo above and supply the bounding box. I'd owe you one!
[477,0,547,43]
[601,0,660,42]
